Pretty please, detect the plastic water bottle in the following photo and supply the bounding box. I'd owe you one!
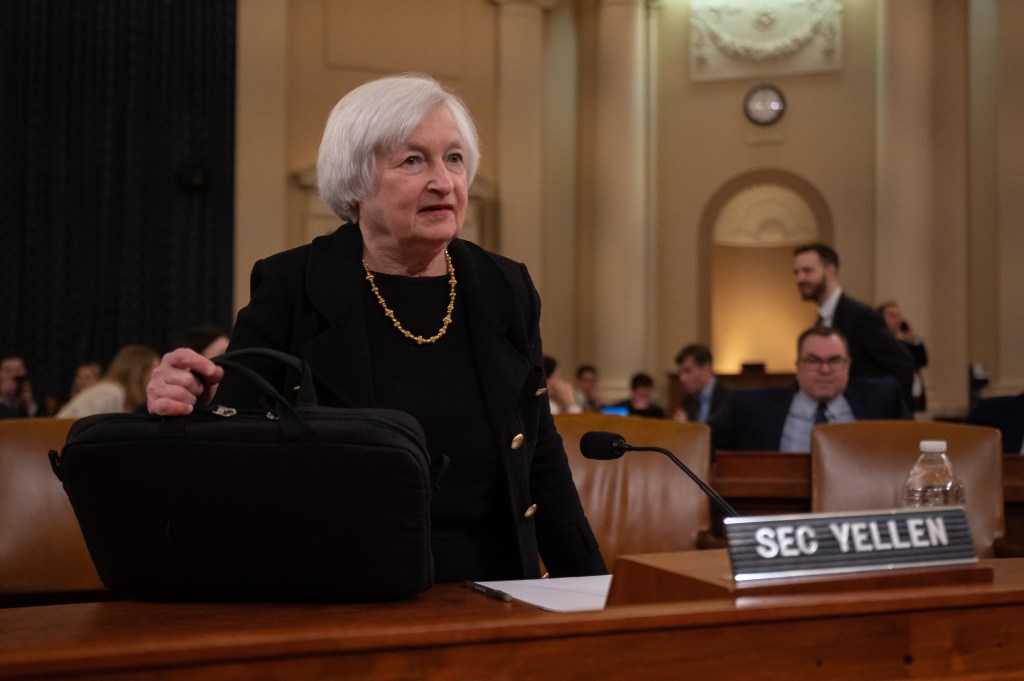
[901,439,966,508]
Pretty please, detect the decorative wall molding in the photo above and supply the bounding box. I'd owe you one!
[689,0,843,82]
[712,182,818,247]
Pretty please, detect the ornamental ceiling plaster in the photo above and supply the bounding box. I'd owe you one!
[690,0,843,81]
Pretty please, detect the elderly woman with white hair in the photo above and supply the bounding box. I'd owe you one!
[146,73,606,583]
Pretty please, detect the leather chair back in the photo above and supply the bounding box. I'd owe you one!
[554,413,711,570]
[0,418,103,602]
[811,420,1004,557]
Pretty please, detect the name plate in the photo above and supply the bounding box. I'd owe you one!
[724,507,976,582]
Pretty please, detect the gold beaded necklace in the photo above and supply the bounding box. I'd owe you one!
[362,250,457,345]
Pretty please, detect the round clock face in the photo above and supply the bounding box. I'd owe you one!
[744,84,786,126]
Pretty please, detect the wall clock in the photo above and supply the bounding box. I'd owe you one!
[744,84,786,126]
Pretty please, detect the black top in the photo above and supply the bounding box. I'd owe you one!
[363,271,513,580]
[221,226,606,581]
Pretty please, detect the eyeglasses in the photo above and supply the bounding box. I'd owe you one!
[798,355,850,369]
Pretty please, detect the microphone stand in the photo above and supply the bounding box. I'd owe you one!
[624,444,739,518]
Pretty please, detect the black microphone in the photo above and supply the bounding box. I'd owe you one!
[580,430,738,518]
[579,431,630,460]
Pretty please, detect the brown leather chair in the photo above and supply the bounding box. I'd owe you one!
[811,420,1005,558]
[554,413,712,571]
[0,418,104,605]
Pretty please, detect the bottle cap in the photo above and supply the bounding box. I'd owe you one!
[920,440,947,453]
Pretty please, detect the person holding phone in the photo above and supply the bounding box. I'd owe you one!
[877,301,929,412]
[0,355,38,418]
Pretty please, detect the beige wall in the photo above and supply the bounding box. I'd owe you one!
[235,0,288,312]
[236,0,1021,415]
[652,0,878,381]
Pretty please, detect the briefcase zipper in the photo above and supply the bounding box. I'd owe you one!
[211,404,280,422]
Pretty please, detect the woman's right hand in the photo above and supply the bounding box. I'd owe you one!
[146,348,224,416]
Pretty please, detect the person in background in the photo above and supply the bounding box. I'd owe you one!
[57,345,159,418]
[612,372,665,419]
[144,73,605,583]
[573,364,602,413]
[70,361,103,399]
[877,301,928,412]
[46,360,105,415]
[710,327,910,453]
[172,324,230,359]
[543,356,582,415]
[966,392,1024,453]
[672,343,731,424]
[793,243,915,410]
[0,355,38,418]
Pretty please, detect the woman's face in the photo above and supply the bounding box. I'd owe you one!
[357,106,468,261]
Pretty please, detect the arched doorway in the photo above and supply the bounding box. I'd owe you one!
[699,169,833,374]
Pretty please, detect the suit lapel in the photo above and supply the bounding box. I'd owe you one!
[843,379,880,419]
[768,388,795,449]
[832,293,850,327]
[449,239,532,432]
[300,226,376,407]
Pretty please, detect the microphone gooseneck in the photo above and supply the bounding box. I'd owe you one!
[580,431,738,518]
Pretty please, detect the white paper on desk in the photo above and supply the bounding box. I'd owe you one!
[474,574,612,612]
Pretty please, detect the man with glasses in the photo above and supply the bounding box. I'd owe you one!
[710,327,910,453]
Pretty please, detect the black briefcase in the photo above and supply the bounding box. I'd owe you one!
[49,348,444,602]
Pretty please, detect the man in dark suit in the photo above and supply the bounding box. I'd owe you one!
[793,244,915,410]
[711,327,910,453]
[878,301,929,412]
[672,343,731,424]
[967,392,1024,453]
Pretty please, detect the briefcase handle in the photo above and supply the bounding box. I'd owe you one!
[214,348,318,407]
[212,348,317,441]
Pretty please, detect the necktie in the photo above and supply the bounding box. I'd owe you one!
[697,394,710,423]
[815,402,830,425]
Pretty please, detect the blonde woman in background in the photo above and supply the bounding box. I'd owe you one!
[58,345,159,418]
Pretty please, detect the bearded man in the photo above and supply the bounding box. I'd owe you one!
[792,243,914,410]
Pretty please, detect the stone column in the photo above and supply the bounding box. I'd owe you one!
[589,0,650,398]
[493,0,557,288]
[235,0,288,314]
[876,0,968,414]
[994,0,1024,392]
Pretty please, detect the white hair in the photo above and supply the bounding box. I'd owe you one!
[316,73,480,222]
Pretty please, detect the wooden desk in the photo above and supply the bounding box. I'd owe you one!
[713,451,1024,544]
[5,553,1024,680]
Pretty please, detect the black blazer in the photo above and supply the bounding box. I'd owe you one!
[680,380,732,423]
[967,393,1024,453]
[832,293,916,406]
[219,225,605,579]
[710,376,911,451]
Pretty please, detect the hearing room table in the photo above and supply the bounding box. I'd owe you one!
[4,551,1024,680]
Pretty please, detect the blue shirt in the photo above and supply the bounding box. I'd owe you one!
[779,391,854,452]
[696,378,717,423]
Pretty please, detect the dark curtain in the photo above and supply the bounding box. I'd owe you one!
[0,0,236,408]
